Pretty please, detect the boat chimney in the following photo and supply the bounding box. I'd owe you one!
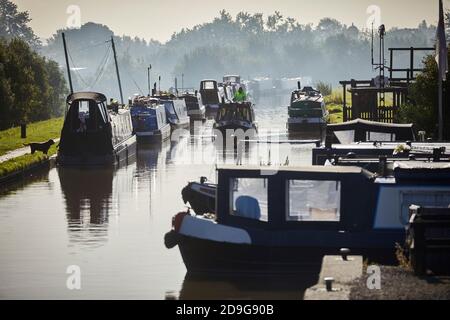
[297,81,301,90]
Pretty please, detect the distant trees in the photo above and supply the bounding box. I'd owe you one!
[37,10,441,97]
[0,38,67,130]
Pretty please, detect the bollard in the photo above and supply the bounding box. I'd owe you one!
[21,124,27,139]
[340,248,350,261]
[324,277,334,292]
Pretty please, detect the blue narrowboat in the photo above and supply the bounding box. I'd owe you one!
[130,96,171,143]
[158,96,190,130]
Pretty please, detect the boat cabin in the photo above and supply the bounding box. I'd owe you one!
[327,118,415,144]
[211,164,450,259]
[200,80,221,105]
[130,96,168,134]
[157,97,189,126]
[223,75,241,84]
[215,102,255,124]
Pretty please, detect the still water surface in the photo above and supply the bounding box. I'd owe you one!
[0,97,321,299]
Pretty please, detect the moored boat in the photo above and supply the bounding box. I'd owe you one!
[158,96,190,130]
[213,102,258,142]
[130,96,171,144]
[181,177,216,215]
[287,86,328,136]
[180,91,206,121]
[199,80,222,117]
[165,162,450,274]
[57,92,136,166]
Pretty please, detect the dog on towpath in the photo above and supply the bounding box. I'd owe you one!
[24,139,55,155]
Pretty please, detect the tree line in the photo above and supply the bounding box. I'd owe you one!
[41,10,439,98]
[0,0,67,130]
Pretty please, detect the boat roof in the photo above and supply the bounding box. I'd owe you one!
[328,118,413,130]
[217,164,371,175]
[67,92,107,104]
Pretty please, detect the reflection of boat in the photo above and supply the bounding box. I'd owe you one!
[166,163,450,274]
[130,96,171,144]
[57,92,136,166]
[58,167,115,246]
[199,80,221,117]
[180,92,206,121]
[181,177,216,215]
[287,86,328,135]
[178,272,319,300]
[213,102,258,139]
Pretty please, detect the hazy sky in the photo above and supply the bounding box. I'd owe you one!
[13,0,448,42]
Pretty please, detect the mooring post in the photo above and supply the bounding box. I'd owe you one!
[21,124,27,139]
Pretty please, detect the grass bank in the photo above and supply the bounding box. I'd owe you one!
[0,145,58,179]
[0,117,63,156]
[324,89,347,124]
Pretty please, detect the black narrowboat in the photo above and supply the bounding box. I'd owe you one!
[57,92,136,166]
[165,163,450,274]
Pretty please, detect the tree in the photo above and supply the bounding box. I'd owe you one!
[0,0,40,47]
[0,38,67,129]
[399,51,450,139]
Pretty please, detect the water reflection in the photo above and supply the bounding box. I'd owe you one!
[177,272,321,300]
[58,167,116,248]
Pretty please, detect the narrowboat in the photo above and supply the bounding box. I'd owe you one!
[223,75,241,84]
[199,80,222,116]
[165,162,450,274]
[180,91,206,121]
[312,119,417,165]
[57,92,136,166]
[213,102,258,141]
[158,96,190,130]
[287,86,328,135]
[130,96,171,143]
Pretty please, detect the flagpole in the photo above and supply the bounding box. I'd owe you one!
[439,74,443,141]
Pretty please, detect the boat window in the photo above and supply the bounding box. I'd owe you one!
[287,180,341,222]
[366,131,395,142]
[333,130,355,144]
[230,178,268,222]
[163,102,176,115]
[202,82,215,90]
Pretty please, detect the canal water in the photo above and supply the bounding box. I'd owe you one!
[0,96,320,299]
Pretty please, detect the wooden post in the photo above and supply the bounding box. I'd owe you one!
[389,49,393,80]
[342,83,347,122]
[21,124,26,138]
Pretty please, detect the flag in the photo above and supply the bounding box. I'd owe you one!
[436,0,448,81]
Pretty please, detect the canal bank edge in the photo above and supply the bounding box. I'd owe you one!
[0,155,57,187]
[304,255,363,300]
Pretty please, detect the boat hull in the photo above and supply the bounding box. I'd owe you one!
[167,229,402,275]
[57,135,136,166]
[171,233,324,275]
[136,124,171,144]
